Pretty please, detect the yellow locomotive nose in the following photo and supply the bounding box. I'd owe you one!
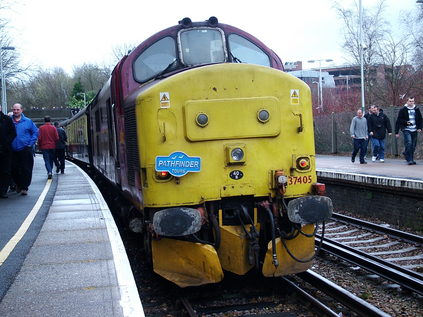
[136,63,329,287]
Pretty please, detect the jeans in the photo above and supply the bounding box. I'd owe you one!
[42,149,56,174]
[371,138,386,160]
[403,130,418,162]
[352,138,367,163]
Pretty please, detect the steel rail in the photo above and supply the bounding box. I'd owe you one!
[281,277,339,317]
[316,236,423,296]
[297,270,390,317]
[331,212,423,245]
[180,297,197,317]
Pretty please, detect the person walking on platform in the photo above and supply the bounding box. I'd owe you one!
[0,109,17,198]
[364,105,375,159]
[38,116,59,179]
[367,106,392,162]
[395,97,422,165]
[53,121,67,174]
[11,103,39,195]
[350,109,368,164]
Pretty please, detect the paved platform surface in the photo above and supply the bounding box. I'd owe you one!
[0,156,144,317]
[316,154,423,192]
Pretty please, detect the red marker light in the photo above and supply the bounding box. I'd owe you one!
[296,157,310,170]
[156,171,172,180]
[299,159,308,167]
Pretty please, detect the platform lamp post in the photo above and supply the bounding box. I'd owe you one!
[359,0,365,113]
[307,58,333,112]
[0,46,15,113]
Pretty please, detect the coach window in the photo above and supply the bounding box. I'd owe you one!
[133,36,177,82]
[179,28,226,66]
[228,34,270,67]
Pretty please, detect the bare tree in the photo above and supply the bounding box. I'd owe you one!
[0,0,28,110]
[72,63,111,92]
[371,35,414,106]
[112,43,137,64]
[9,68,73,110]
[334,0,388,65]
[333,0,423,107]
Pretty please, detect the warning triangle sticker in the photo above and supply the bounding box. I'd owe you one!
[161,93,169,101]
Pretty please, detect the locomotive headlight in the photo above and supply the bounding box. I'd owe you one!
[257,109,270,123]
[196,113,209,127]
[226,144,246,164]
[231,148,244,161]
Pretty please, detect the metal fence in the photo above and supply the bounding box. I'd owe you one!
[314,106,423,159]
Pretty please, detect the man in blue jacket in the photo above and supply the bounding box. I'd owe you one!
[11,103,39,195]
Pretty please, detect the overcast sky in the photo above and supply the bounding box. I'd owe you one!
[6,0,418,74]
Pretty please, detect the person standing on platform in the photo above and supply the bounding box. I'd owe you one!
[0,109,17,198]
[395,97,422,165]
[11,103,39,195]
[53,121,67,174]
[38,116,59,179]
[350,109,368,164]
[364,105,375,159]
[367,106,392,162]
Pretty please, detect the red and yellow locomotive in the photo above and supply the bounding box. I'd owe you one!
[65,17,332,287]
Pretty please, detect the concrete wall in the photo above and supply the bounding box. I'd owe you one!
[322,180,423,232]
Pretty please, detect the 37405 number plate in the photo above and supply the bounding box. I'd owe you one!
[288,175,312,185]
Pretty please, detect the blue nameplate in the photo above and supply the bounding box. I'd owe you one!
[155,151,201,177]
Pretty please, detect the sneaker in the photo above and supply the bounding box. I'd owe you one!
[351,156,355,163]
[360,161,367,164]
[380,159,384,162]
[412,161,417,165]
[371,156,377,162]
[407,161,414,165]
[20,190,28,195]
[48,173,52,179]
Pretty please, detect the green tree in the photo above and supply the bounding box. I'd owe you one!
[67,81,87,109]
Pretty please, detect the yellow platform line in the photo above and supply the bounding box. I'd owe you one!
[0,179,52,266]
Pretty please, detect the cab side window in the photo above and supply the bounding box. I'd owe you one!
[133,37,177,82]
[228,34,270,67]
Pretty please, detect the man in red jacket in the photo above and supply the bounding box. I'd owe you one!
[38,116,59,179]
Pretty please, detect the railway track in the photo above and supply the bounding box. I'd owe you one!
[96,172,420,315]
[176,270,390,316]
[317,212,423,295]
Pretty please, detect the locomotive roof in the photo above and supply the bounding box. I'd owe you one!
[114,17,283,99]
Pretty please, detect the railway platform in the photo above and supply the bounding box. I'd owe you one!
[0,155,144,317]
[316,154,423,191]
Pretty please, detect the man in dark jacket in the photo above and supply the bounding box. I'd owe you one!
[395,97,422,165]
[367,106,392,162]
[53,121,67,174]
[0,110,17,198]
